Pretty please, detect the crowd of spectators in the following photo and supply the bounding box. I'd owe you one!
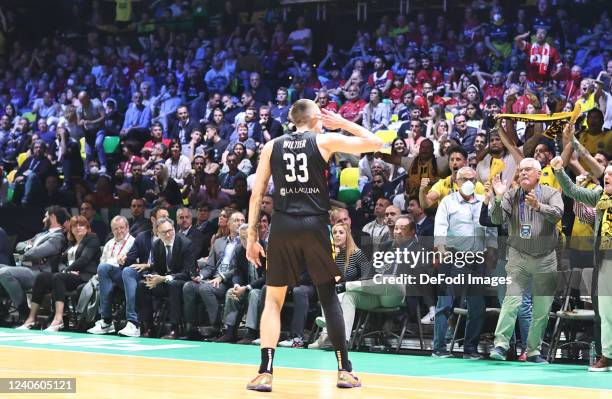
[0,0,611,366]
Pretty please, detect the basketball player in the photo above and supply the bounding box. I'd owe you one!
[245,100,384,391]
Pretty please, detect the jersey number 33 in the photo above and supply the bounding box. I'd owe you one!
[283,153,310,183]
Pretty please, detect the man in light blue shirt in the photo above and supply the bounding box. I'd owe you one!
[432,166,497,359]
[121,92,152,138]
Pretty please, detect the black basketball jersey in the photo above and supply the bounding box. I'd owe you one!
[270,131,330,215]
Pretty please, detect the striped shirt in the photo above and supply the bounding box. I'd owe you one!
[490,184,563,256]
[334,248,372,283]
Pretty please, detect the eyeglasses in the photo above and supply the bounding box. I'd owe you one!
[519,167,537,174]
[159,228,174,235]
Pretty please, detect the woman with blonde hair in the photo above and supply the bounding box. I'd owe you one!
[310,222,371,349]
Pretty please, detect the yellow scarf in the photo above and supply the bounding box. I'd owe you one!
[597,194,612,251]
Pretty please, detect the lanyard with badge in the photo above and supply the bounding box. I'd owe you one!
[519,186,540,239]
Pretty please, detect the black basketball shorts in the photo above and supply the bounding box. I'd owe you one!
[266,212,339,287]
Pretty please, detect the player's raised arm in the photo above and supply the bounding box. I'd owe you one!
[246,140,273,266]
[317,108,384,157]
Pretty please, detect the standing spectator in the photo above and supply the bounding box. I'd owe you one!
[489,158,563,364]
[287,16,312,61]
[514,29,562,85]
[432,166,497,358]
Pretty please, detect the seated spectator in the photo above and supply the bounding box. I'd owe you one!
[362,197,391,253]
[183,211,245,337]
[182,128,205,161]
[225,123,257,160]
[18,215,101,331]
[176,207,206,260]
[147,163,182,207]
[12,140,51,206]
[361,88,391,133]
[141,123,171,156]
[214,223,265,342]
[165,140,191,185]
[129,163,155,200]
[169,105,202,145]
[87,216,135,335]
[221,143,252,175]
[77,91,108,174]
[137,216,196,339]
[0,207,67,319]
[127,197,152,237]
[115,206,169,337]
[339,84,366,124]
[271,87,290,124]
[254,105,284,143]
[336,216,414,343]
[189,173,231,210]
[121,91,152,142]
[204,124,229,164]
[311,222,372,349]
[79,201,110,243]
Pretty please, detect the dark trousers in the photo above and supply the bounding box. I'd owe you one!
[136,279,185,326]
[289,284,316,336]
[31,271,83,304]
[183,280,230,327]
[433,261,486,354]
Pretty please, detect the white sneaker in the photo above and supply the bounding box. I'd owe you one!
[251,338,261,345]
[278,337,304,348]
[308,333,332,349]
[118,321,140,337]
[421,307,435,325]
[315,316,326,328]
[88,319,115,335]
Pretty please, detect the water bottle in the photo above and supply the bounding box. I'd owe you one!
[589,341,597,366]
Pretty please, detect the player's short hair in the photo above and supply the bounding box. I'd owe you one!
[289,99,318,127]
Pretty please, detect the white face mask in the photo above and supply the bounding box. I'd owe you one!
[460,180,475,196]
[89,166,100,175]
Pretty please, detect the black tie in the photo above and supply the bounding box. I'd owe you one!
[165,245,172,271]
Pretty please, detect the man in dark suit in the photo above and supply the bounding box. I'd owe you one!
[136,216,196,339]
[168,105,202,144]
[176,207,205,260]
[182,211,246,337]
[128,198,152,237]
[118,206,168,337]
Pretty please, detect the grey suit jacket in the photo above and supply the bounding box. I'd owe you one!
[200,236,235,282]
[17,229,66,273]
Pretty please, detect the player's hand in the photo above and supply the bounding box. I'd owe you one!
[550,156,563,171]
[320,108,346,130]
[247,239,266,268]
